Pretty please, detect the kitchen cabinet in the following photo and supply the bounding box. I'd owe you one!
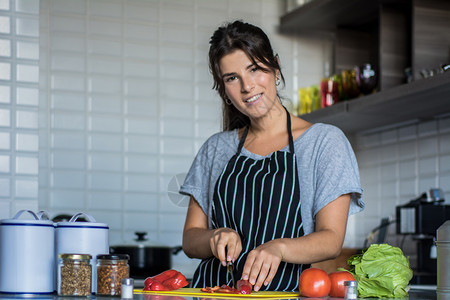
[280,0,450,134]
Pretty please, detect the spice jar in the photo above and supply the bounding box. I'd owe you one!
[58,253,92,296]
[344,280,358,300]
[97,254,130,296]
[121,278,134,299]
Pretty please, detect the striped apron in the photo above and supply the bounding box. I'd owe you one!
[191,108,305,291]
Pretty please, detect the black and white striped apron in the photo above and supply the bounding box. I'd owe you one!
[191,108,305,291]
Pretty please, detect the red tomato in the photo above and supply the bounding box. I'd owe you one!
[328,271,356,298]
[298,268,331,297]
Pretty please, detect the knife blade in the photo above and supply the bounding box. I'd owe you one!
[227,262,235,288]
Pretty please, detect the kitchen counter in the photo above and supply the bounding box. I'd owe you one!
[0,287,437,300]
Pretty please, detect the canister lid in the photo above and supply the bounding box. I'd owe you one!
[437,220,450,242]
[0,210,54,227]
[59,253,92,260]
[55,212,109,229]
[344,280,357,287]
[97,254,130,261]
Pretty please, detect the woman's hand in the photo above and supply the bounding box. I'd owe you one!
[183,197,242,263]
[210,228,242,266]
[241,240,284,292]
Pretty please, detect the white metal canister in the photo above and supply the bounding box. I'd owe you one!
[0,210,55,294]
[55,212,109,294]
[437,220,450,300]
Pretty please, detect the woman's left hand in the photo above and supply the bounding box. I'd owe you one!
[241,240,284,292]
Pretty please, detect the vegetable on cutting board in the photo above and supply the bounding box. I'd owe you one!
[201,279,253,294]
[346,243,413,298]
[143,269,189,291]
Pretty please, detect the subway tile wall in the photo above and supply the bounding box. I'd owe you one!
[37,0,330,277]
[0,0,40,218]
[351,117,450,267]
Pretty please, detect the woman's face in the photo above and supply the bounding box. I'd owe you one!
[219,49,279,120]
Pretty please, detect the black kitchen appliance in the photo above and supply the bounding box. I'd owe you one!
[396,188,449,284]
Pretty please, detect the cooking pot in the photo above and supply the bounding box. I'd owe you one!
[110,232,183,279]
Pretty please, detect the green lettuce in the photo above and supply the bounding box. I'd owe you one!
[347,244,413,298]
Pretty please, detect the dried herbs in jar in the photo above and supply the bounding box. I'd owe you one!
[58,254,92,296]
[96,254,130,296]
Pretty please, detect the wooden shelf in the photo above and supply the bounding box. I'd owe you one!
[299,72,450,134]
[280,0,407,34]
[281,0,449,134]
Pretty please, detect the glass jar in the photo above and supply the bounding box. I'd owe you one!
[58,253,92,296]
[96,254,130,296]
[344,280,358,300]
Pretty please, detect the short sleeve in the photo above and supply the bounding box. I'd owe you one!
[296,123,364,235]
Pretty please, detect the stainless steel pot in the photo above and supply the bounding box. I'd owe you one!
[110,232,182,279]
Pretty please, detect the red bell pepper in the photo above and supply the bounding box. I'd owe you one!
[143,269,189,291]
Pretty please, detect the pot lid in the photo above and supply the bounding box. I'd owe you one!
[111,231,170,248]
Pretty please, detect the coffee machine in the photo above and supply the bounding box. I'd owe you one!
[396,188,449,284]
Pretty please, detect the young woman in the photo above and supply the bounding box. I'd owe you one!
[180,20,364,292]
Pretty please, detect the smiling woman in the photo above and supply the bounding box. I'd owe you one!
[179,20,364,292]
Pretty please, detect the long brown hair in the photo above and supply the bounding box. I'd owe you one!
[208,20,285,131]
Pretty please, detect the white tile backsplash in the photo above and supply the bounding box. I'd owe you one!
[89,133,122,152]
[52,92,86,111]
[51,36,86,53]
[125,174,158,193]
[16,41,39,60]
[89,152,122,172]
[52,132,86,149]
[17,87,39,106]
[0,155,10,173]
[0,16,10,34]
[89,172,123,191]
[51,73,86,91]
[51,54,85,72]
[0,178,10,197]
[15,179,38,198]
[89,95,122,114]
[0,132,9,149]
[89,0,122,18]
[51,170,85,189]
[0,85,10,103]
[51,112,85,130]
[0,62,11,80]
[16,0,39,14]
[16,133,39,152]
[87,191,122,210]
[16,16,39,37]
[16,110,38,129]
[353,117,450,249]
[0,108,10,127]
[52,151,86,169]
[125,23,159,42]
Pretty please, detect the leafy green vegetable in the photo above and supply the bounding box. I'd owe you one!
[347,243,413,298]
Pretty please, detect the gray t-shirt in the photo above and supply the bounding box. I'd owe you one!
[180,123,364,236]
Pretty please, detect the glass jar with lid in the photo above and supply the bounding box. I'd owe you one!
[96,254,130,296]
[58,253,92,296]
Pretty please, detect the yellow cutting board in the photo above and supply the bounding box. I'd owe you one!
[135,288,301,299]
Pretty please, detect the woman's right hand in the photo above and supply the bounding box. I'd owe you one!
[210,227,242,266]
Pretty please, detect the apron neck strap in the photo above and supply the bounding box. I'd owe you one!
[236,106,295,155]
